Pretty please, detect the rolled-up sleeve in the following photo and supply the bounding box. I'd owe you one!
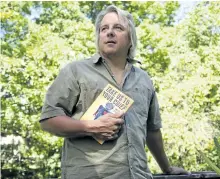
[147,91,162,131]
[40,64,80,121]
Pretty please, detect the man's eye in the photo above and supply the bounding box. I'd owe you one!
[101,27,107,31]
[115,26,123,30]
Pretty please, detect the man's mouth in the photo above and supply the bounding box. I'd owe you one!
[106,40,116,44]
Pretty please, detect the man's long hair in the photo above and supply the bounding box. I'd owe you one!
[95,5,137,60]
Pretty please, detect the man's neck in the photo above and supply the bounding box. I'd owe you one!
[100,52,128,86]
[100,52,127,70]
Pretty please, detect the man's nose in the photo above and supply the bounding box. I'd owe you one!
[107,28,115,37]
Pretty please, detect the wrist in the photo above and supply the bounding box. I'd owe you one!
[163,166,172,174]
[81,120,96,136]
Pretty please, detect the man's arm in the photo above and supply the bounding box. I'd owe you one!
[146,129,171,173]
[146,129,189,174]
[40,112,124,140]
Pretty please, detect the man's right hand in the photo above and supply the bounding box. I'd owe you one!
[89,112,124,141]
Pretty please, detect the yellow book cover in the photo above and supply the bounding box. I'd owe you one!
[80,84,134,144]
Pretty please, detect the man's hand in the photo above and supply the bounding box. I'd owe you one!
[165,166,190,175]
[90,112,124,141]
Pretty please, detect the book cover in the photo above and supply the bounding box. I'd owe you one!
[80,84,134,144]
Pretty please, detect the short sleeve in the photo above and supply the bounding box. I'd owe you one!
[147,91,162,131]
[40,64,80,121]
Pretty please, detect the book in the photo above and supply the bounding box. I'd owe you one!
[80,84,134,144]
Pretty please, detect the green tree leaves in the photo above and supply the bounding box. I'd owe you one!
[1,1,219,177]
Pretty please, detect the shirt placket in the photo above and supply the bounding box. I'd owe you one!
[101,59,119,87]
[101,59,132,88]
[121,64,135,179]
[102,59,135,178]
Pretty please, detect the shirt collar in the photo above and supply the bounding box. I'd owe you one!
[92,54,102,63]
[91,53,137,73]
[92,53,141,65]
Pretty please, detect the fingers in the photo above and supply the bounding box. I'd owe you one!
[100,113,124,125]
[94,124,121,141]
[108,134,118,140]
[113,124,121,133]
[104,125,121,135]
[101,133,118,140]
[167,166,191,175]
[113,118,124,125]
[107,111,124,118]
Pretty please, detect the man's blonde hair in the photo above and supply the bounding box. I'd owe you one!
[95,5,137,59]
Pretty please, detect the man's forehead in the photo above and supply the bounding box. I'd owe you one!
[101,12,128,26]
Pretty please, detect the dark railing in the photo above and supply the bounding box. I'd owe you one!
[1,170,219,178]
[153,171,219,179]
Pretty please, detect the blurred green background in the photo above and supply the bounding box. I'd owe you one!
[1,1,220,178]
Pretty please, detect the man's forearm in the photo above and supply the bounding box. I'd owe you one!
[40,116,93,138]
[146,129,171,173]
[40,113,124,140]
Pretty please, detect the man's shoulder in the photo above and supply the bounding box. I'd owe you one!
[133,65,151,79]
[70,55,96,65]
[131,64,154,89]
[58,54,100,79]
[63,54,98,70]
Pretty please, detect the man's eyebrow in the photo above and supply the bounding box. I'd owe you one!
[115,23,124,26]
[100,24,108,27]
[100,23,126,28]
[114,23,126,29]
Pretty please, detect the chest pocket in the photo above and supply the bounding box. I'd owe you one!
[127,85,151,116]
[79,79,105,112]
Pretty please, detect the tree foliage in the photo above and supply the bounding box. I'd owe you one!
[79,1,179,26]
[1,1,219,178]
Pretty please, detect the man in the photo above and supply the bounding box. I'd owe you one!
[40,5,189,179]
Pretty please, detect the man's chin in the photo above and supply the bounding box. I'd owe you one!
[102,51,117,56]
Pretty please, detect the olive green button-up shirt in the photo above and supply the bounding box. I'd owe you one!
[40,54,162,179]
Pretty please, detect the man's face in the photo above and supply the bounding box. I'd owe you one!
[98,12,131,57]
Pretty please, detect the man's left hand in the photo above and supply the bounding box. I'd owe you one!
[166,166,191,175]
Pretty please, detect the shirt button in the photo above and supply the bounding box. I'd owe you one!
[130,166,133,170]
